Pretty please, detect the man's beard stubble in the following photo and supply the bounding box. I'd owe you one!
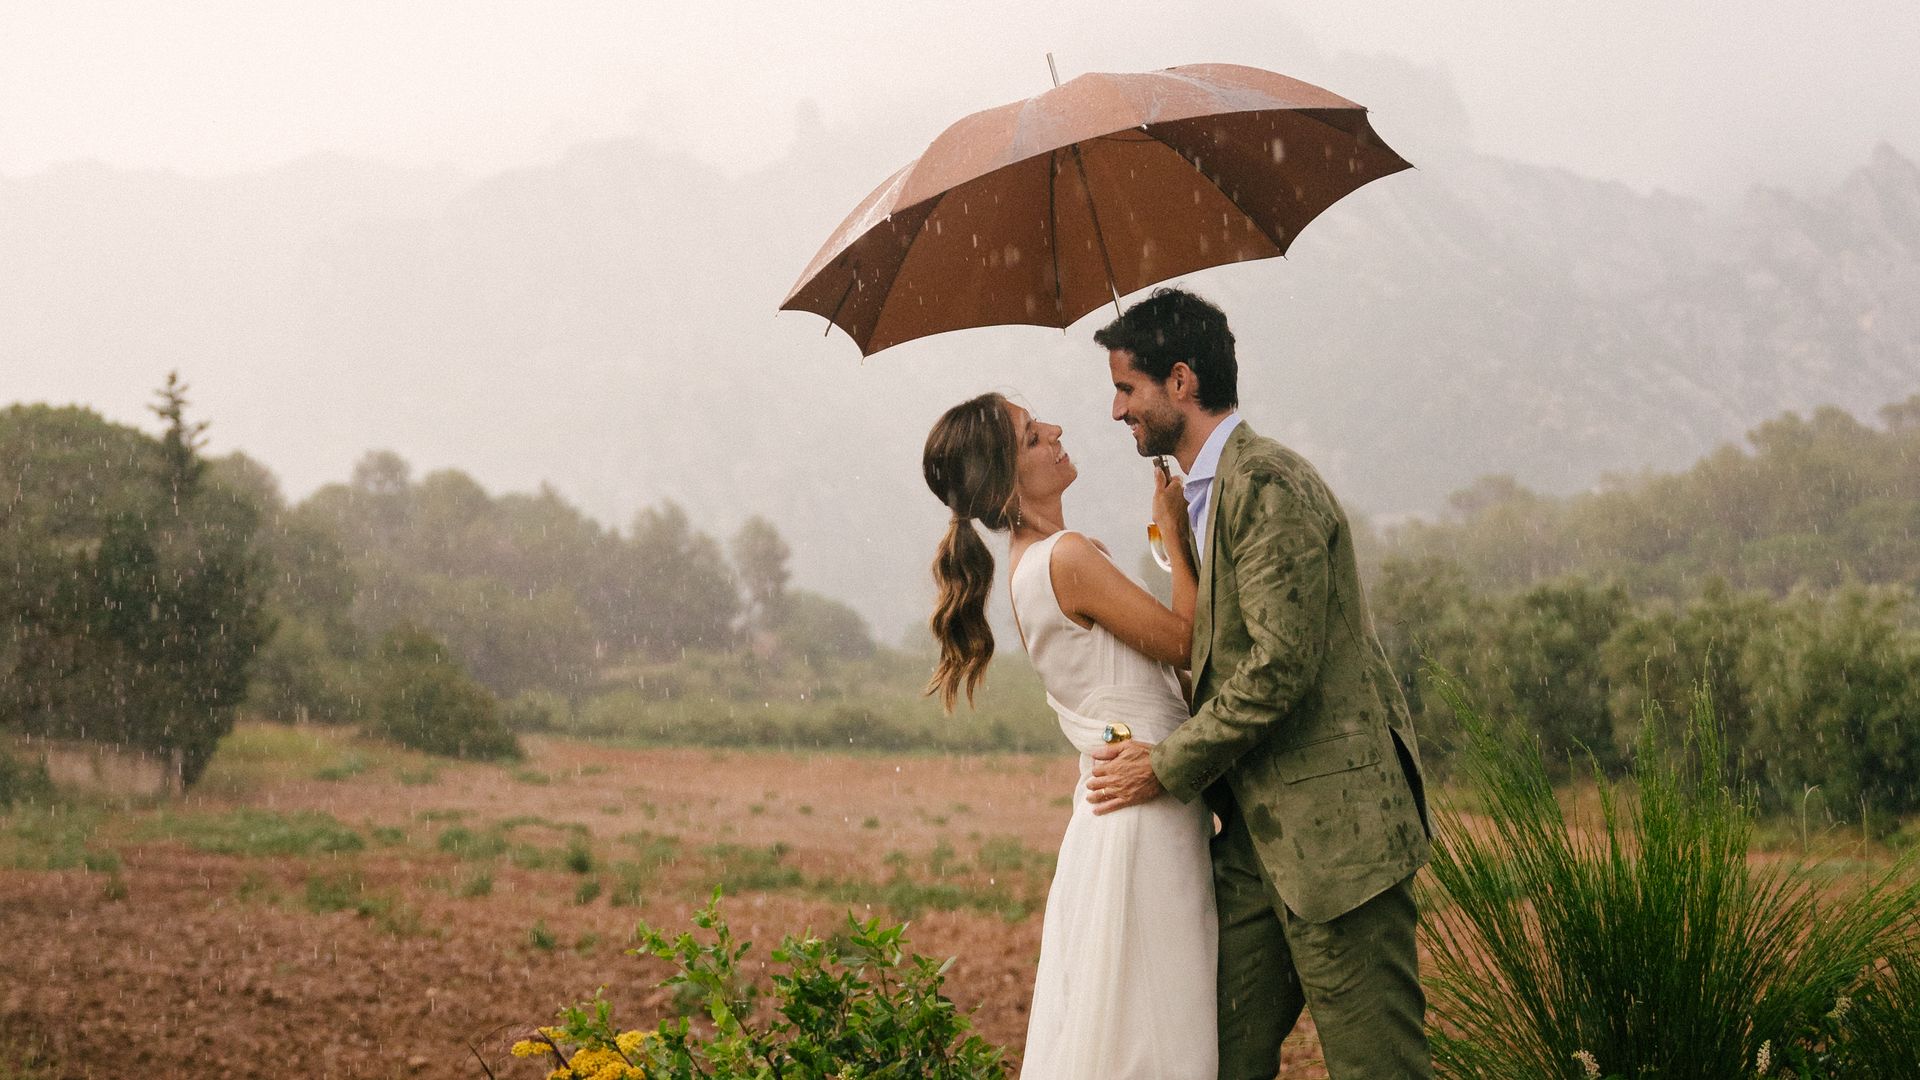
[1138,407,1185,457]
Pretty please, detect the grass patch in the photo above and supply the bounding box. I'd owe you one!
[0,803,115,871]
[975,835,1050,876]
[235,870,276,903]
[312,754,369,782]
[456,869,494,898]
[563,837,595,875]
[703,841,803,892]
[562,650,1060,754]
[814,874,1032,922]
[435,825,507,861]
[617,829,681,869]
[527,920,557,951]
[609,861,647,907]
[140,808,364,857]
[303,870,367,913]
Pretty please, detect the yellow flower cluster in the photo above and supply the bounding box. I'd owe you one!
[547,1044,645,1080]
[511,1030,654,1080]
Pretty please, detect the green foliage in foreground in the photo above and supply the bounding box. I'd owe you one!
[1422,673,1920,1080]
[520,891,1006,1079]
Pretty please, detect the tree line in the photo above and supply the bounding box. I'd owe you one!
[1370,394,1920,831]
[2,378,876,783]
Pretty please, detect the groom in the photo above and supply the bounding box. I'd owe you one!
[1086,288,1433,1079]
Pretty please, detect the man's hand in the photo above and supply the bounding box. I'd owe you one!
[1087,740,1164,815]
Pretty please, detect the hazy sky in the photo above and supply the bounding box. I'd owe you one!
[4,0,1916,200]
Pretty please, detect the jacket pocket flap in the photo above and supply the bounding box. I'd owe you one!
[1274,731,1379,784]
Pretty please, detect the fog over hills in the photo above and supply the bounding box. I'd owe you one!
[4,59,1916,642]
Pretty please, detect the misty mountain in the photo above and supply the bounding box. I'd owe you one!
[4,85,1916,643]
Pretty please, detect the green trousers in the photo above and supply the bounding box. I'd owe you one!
[1213,804,1431,1079]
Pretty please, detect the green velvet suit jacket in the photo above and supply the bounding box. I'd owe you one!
[1150,422,1430,923]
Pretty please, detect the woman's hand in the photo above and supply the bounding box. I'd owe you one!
[1151,462,1192,558]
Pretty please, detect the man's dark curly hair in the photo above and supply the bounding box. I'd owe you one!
[1093,287,1238,412]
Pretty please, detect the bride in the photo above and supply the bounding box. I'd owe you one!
[921,392,1216,1080]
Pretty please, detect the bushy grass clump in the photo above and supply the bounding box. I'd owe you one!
[1422,672,1920,1079]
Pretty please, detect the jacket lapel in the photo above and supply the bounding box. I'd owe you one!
[1188,422,1252,701]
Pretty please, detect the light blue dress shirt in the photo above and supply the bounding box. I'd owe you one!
[1183,412,1241,563]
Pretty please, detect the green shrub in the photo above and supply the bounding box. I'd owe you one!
[563,837,596,875]
[365,624,520,760]
[1422,671,1920,1079]
[502,691,564,732]
[0,747,54,809]
[516,891,1005,1079]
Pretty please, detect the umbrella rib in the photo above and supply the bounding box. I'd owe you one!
[861,196,950,354]
[1047,150,1063,318]
[824,267,859,336]
[1066,141,1123,319]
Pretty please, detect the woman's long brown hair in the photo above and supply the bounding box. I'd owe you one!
[922,393,1018,712]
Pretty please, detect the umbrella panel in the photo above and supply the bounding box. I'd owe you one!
[783,84,1412,355]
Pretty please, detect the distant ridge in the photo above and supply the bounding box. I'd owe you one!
[4,113,1915,639]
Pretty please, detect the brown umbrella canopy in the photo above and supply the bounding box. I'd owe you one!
[781,63,1411,356]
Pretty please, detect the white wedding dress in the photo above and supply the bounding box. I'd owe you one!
[1010,530,1218,1080]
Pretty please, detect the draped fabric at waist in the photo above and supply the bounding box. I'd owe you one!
[1046,685,1192,755]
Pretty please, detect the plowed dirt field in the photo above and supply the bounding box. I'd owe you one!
[1,726,1332,1078]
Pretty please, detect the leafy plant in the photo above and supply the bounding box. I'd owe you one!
[1421,671,1920,1079]
[514,890,1006,1079]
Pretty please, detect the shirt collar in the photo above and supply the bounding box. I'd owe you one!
[1184,412,1242,490]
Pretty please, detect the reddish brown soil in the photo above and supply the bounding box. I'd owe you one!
[1,734,1333,1078]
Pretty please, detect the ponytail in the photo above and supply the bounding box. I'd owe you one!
[921,392,1019,713]
[927,516,996,712]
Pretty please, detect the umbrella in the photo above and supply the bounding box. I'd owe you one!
[780,62,1411,356]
